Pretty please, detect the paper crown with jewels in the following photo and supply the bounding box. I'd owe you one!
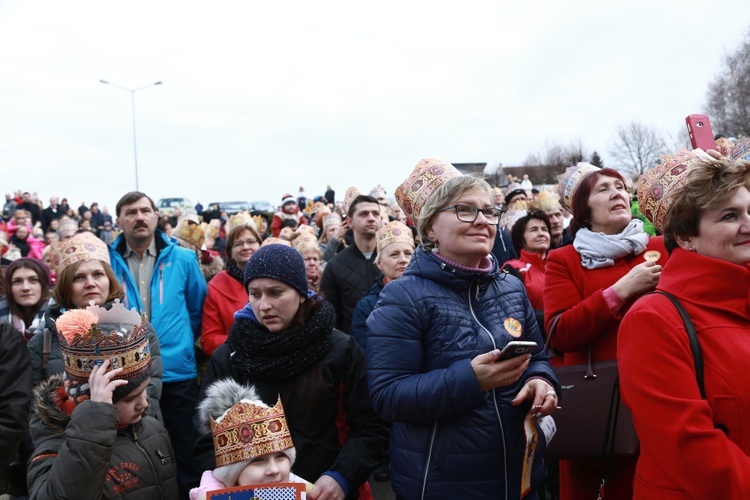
[50,231,110,274]
[637,149,712,233]
[556,162,601,213]
[225,212,258,236]
[376,221,414,254]
[342,186,363,215]
[211,396,294,468]
[55,299,150,384]
[530,190,562,212]
[395,158,462,223]
[171,217,206,250]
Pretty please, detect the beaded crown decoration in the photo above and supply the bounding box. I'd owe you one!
[556,162,600,213]
[395,158,461,223]
[51,231,110,274]
[211,397,294,467]
[55,299,150,384]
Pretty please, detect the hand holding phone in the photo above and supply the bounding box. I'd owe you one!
[498,341,538,360]
[685,114,715,151]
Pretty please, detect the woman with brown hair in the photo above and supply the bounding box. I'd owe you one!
[196,244,388,500]
[0,257,51,341]
[619,148,750,498]
[543,163,668,499]
[200,213,262,356]
[27,232,163,417]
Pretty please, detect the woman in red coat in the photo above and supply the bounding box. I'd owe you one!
[544,164,667,499]
[619,149,750,498]
[200,215,262,356]
[505,210,551,311]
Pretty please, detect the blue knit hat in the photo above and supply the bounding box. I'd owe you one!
[243,244,308,296]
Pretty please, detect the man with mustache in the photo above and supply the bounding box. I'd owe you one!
[108,191,207,500]
[320,194,382,334]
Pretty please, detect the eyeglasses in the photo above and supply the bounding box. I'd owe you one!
[438,204,502,225]
[232,239,259,249]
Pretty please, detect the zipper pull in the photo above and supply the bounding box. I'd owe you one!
[155,449,170,465]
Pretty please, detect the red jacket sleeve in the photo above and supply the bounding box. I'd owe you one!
[200,286,228,356]
[543,248,620,353]
[619,303,750,497]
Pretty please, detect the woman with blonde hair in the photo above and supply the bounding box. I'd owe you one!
[368,159,559,498]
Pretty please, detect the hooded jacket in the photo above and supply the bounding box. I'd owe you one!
[28,300,164,421]
[109,230,207,383]
[27,375,177,499]
[366,247,559,499]
[196,300,388,500]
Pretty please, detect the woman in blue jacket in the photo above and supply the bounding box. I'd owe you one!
[367,159,559,499]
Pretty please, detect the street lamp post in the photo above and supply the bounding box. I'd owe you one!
[99,79,162,191]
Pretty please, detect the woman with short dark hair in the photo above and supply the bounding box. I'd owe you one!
[619,148,750,498]
[544,163,668,499]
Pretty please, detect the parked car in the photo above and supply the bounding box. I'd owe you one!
[249,200,274,213]
[208,201,251,215]
[156,197,193,216]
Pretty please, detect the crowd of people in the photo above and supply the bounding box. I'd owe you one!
[1,136,750,500]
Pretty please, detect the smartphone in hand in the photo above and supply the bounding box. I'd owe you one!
[498,341,538,360]
[685,114,715,150]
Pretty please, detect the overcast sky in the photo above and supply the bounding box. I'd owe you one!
[1,1,748,212]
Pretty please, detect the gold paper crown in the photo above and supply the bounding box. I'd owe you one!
[211,397,294,468]
[55,300,150,384]
[395,158,462,223]
[342,186,363,215]
[530,190,562,212]
[226,212,258,236]
[322,213,342,230]
[51,231,110,274]
[376,221,414,254]
[291,232,318,252]
[252,215,266,233]
[638,149,709,233]
[172,218,205,250]
[261,237,292,247]
[556,162,600,213]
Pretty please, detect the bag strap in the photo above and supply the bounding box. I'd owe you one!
[651,291,705,399]
[545,313,596,379]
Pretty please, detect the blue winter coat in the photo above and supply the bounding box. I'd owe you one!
[366,247,559,499]
[109,231,207,383]
[350,276,385,351]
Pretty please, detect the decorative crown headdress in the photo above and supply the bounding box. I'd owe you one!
[51,231,110,274]
[55,299,150,384]
[226,212,258,236]
[395,158,462,223]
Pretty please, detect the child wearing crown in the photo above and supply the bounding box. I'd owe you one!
[190,378,312,500]
[26,302,177,499]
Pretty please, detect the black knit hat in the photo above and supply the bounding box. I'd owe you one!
[243,244,308,296]
[504,188,528,206]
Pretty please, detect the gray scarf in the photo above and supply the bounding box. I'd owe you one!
[573,219,649,269]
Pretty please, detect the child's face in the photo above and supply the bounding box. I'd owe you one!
[115,378,150,426]
[237,452,291,485]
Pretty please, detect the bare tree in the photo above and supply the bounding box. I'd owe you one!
[608,122,666,180]
[705,28,750,137]
[522,141,589,168]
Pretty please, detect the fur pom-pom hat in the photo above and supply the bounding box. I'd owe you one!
[198,379,296,487]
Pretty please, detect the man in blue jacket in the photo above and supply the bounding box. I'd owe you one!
[109,191,207,500]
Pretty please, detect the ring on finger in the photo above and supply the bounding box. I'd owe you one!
[543,391,557,399]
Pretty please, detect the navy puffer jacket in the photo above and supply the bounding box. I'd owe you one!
[367,247,559,499]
